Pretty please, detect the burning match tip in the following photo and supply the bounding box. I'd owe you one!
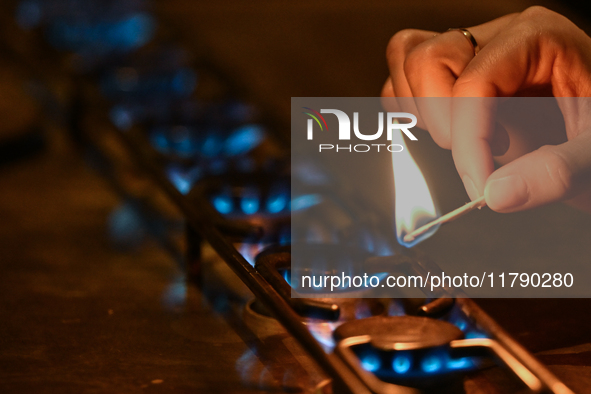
[403,234,415,243]
[402,196,487,245]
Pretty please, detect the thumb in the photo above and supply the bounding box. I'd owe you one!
[484,134,591,212]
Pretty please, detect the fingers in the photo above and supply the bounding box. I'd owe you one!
[403,32,471,148]
[484,133,591,212]
[384,6,591,211]
[381,77,395,98]
[405,13,518,97]
[450,9,563,199]
[451,98,498,200]
[386,29,436,98]
[385,13,519,98]
[383,14,518,149]
[406,15,517,148]
[385,29,435,129]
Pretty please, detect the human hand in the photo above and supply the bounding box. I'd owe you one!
[382,6,591,213]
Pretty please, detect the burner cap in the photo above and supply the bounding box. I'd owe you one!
[334,316,463,351]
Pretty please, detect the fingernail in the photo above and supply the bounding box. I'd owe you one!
[484,175,529,211]
[462,176,480,201]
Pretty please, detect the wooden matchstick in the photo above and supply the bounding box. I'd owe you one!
[403,196,487,243]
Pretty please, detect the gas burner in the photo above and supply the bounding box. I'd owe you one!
[191,172,291,244]
[334,316,543,393]
[149,123,264,164]
[110,98,258,131]
[205,174,289,215]
[148,123,279,200]
[255,245,381,319]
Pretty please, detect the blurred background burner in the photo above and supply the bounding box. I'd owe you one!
[191,171,291,245]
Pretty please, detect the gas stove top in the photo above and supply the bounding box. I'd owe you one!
[4,1,591,393]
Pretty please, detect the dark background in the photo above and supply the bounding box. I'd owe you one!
[1,0,591,393]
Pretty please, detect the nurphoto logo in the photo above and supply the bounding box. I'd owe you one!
[303,108,418,153]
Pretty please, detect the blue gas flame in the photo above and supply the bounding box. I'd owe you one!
[212,195,233,215]
[392,354,412,374]
[361,354,381,372]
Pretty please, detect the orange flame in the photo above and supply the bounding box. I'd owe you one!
[391,123,439,247]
